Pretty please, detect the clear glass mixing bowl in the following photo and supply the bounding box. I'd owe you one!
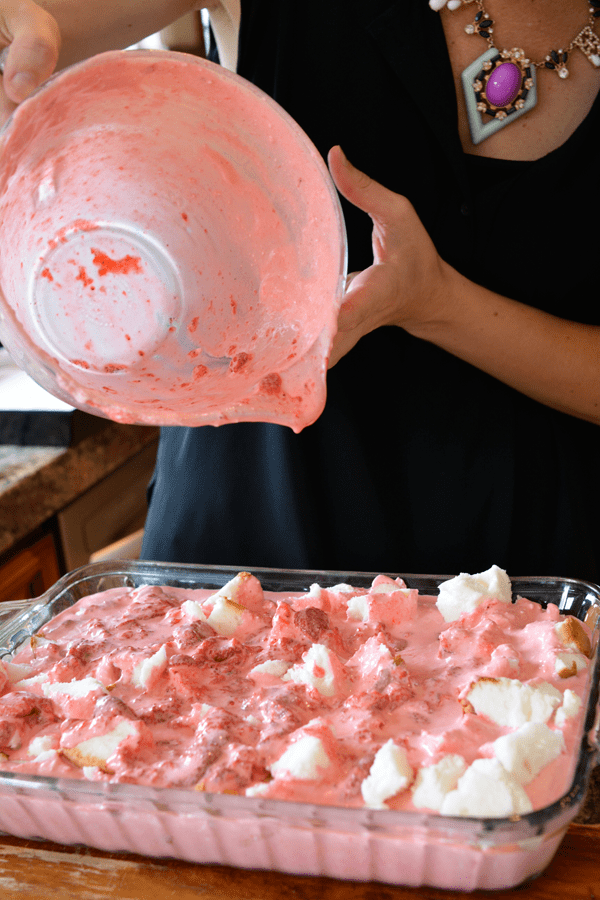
[0,50,347,432]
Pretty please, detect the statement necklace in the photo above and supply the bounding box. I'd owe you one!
[442,0,600,144]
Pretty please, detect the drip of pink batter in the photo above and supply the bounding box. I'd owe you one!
[0,571,591,817]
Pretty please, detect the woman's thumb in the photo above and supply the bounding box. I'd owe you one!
[328,145,401,222]
[1,0,60,103]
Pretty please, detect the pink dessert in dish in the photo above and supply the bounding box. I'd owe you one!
[0,561,597,890]
[0,565,592,816]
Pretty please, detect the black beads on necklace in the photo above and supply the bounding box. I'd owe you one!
[544,49,569,71]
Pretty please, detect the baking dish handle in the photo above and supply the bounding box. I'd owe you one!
[0,595,48,655]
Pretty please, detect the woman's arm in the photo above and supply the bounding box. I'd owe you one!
[328,146,600,427]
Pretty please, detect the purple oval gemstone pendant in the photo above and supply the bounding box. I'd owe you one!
[485,61,522,107]
[461,47,538,144]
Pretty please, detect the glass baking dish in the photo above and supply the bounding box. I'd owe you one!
[0,560,598,892]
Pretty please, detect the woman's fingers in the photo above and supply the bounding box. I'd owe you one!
[326,146,450,367]
[1,0,60,103]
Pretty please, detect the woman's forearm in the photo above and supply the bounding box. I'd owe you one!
[412,262,600,425]
[33,0,206,67]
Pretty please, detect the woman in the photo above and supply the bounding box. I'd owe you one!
[2,0,600,579]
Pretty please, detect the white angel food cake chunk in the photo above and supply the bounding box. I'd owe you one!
[492,722,565,784]
[555,689,583,728]
[555,617,592,658]
[411,754,467,812]
[346,574,417,628]
[267,720,336,784]
[61,719,144,774]
[270,733,332,780]
[282,643,345,697]
[247,658,290,681]
[436,564,512,622]
[465,677,563,727]
[180,598,209,624]
[27,734,59,759]
[413,726,565,815]
[554,651,588,679]
[361,739,414,808]
[194,571,269,637]
[42,677,108,718]
[0,660,34,685]
[12,673,48,690]
[345,635,396,692]
[440,758,533,817]
[131,645,168,690]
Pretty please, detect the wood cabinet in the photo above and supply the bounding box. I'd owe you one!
[0,532,61,603]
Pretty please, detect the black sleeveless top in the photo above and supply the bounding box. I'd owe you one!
[141,0,600,583]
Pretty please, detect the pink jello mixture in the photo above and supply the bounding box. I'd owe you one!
[0,570,591,818]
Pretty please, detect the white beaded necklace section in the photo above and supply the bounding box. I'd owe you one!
[429,0,463,9]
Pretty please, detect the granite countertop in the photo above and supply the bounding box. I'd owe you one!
[0,420,159,557]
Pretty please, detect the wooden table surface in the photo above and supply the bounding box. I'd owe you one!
[0,822,598,900]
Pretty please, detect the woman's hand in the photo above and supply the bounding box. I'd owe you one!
[327,146,600,426]
[327,144,452,368]
[0,0,60,122]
